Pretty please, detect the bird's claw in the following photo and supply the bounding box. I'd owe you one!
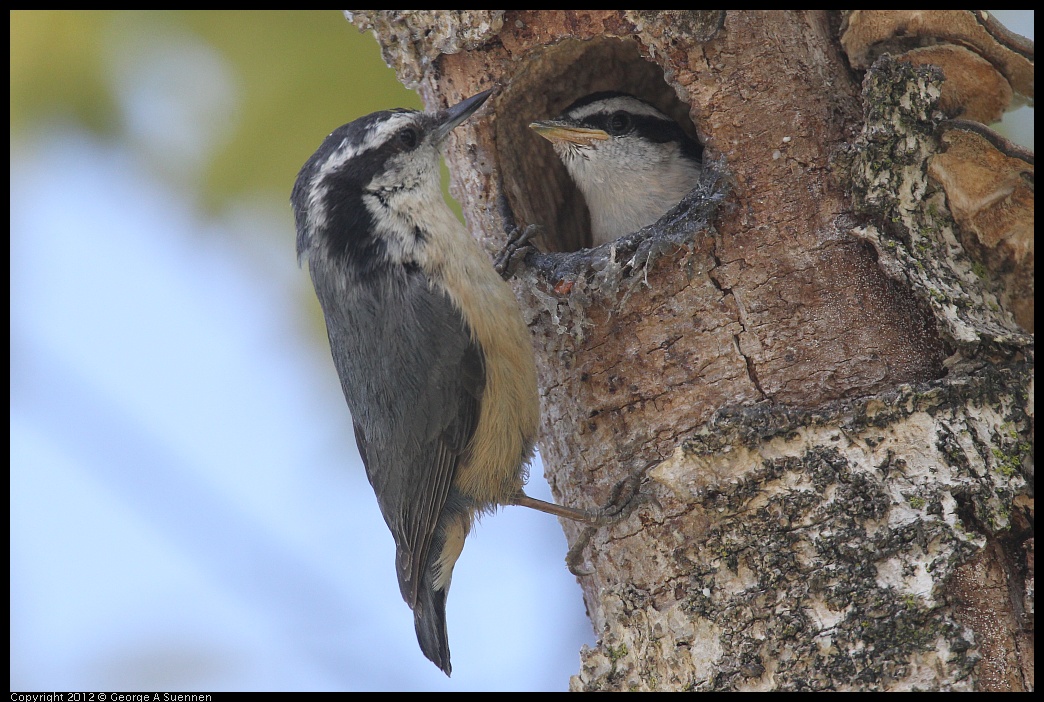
[494,223,541,280]
[565,461,658,576]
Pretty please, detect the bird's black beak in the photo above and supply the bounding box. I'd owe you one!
[432,89,493,145]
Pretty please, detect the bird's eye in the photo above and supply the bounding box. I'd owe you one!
[606,111,632,135]
[397,127,420,149]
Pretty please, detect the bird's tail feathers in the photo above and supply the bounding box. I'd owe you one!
[414,583,452,675]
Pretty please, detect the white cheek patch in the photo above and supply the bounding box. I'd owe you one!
[554,141,596,171]
[367,148,426,192]
[361,143,447,265]
[364,192,434,267]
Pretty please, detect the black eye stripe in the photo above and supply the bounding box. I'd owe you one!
[606,111,632,135]
[579,113,683,143]
[397,126,420,149]
[570,110,704,163]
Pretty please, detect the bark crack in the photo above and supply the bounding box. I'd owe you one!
[709,251,769,401]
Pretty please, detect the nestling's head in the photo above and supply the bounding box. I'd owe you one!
[531,91,703,246]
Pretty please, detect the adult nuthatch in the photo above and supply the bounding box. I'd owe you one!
[531,91,704,247]
[292,90,601,675]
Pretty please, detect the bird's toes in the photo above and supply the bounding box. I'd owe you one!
[591,461,655,526]
[494,223,541,280]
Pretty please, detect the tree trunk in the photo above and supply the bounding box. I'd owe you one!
[348,10,1033,691]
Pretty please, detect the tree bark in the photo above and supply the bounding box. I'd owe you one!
[348,10,1033,691]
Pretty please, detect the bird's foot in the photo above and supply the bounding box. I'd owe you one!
[507,460,658,576]
[494,223,541,281]
[564,462,656,576]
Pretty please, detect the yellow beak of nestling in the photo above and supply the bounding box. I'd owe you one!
[529,120,610,147]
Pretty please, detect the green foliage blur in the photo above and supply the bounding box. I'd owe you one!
[11,10,1030,218]
[10,10,420,211]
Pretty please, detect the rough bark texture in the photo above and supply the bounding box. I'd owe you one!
[347,10,1033,691]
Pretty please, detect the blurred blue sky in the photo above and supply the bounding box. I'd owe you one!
[9,116,595,692]
[9,9,1034,693]
[10,11,593,692]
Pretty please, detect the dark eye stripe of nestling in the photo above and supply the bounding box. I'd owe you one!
[562,91,704,163]
[581,112,703,162]
[293,109,426,278]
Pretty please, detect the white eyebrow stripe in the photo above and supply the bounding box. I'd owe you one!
[565,96,670,121]
[316,137,360,182]
[367,111,421,148]
[312,111,421,186]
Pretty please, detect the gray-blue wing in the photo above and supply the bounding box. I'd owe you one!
[312,263,483,607]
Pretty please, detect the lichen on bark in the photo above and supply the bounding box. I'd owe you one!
[844,55,1030,351]
[575,363,1030,691]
